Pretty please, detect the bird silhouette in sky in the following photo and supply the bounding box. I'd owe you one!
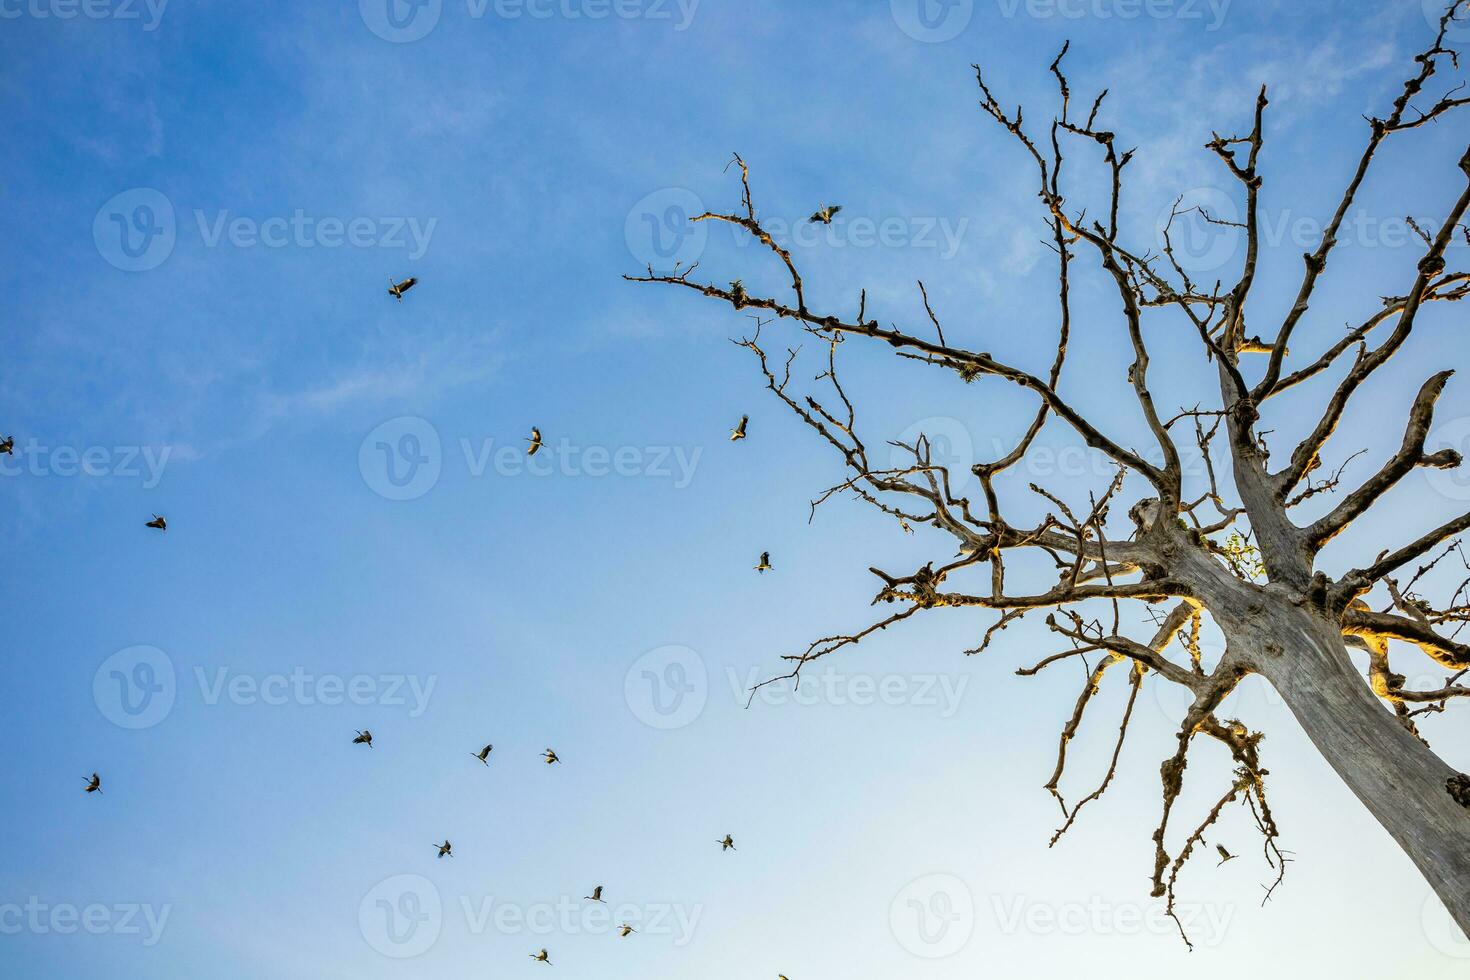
[387,276,418,301]
[808,204,842,224]
[719,834,736,851]
[436,840,453,859]
[755,552,772,573]
[83,773,102,795]
[145,514,167,531]
[1216,844,1236,866]
[527,427,543,456]
[543,748,561,765]
[353,730,373,748]
[473,744,493,765]
[730,415,748,441]
[530,949,551,964]
[585,885,604,903]
[619,924,635,938]
[0,435,13,455]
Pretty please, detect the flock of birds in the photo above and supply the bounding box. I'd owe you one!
[372,735,694,962]
[346,643,746,961]
[59,278,788,966]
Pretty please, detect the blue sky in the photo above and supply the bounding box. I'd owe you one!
[4,0,1470,977]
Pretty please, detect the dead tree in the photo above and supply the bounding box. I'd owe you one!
[630,2,1470,946]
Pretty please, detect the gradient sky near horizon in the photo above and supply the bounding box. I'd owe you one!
[5,0,1470,977]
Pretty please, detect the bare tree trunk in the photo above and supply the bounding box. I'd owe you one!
[1255,611,1470,934]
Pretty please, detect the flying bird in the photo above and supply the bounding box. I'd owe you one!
[543,748,560,765]
[755,552,771,573]
[436,840,453,859]
[585,885,604,903]
[530,949,551,964]
[145,514,167,531]
[527,427,543,456]
[618,924,635,938]
[387,276,418,301]
[472,744,493,765]
[1216,844,1236,866]
[83,773,102,795]
[808,204,842,224]
[730,415,748,441]
[718,834,736,851]
[0,435,12,455]
[353,730,373,748]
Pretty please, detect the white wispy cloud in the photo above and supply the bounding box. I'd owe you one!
[243,329,505,439]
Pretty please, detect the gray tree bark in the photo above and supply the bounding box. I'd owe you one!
[1255,610,1470,934]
